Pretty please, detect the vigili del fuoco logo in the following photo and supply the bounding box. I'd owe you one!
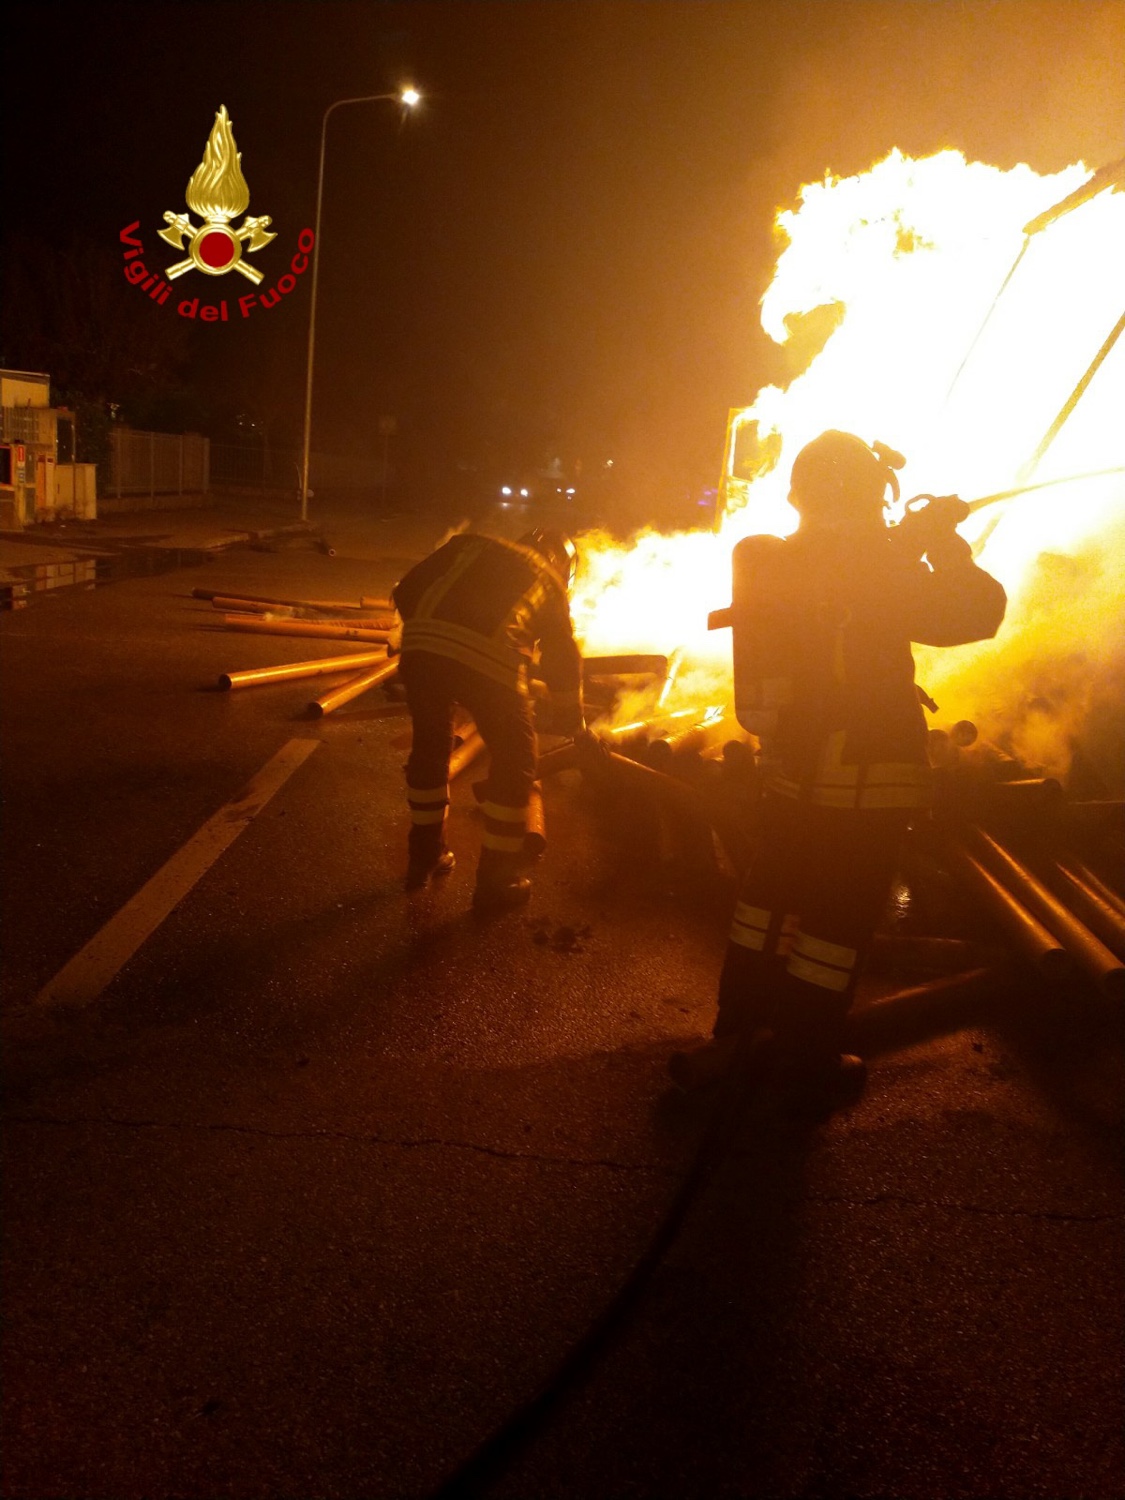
[119,105,314,321]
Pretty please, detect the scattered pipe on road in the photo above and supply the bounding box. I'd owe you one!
[448,726,486,779]
[978,778,1065,815]
[219,650,388,691]
[966,825,1124,996]
[938,836,1069,975]
[525,783,546,857]
[194,586,388,614]
[210,596,283,615]
[220,616,392,644]
[307,658,398,718]
[853,966,1005,1052]
[645,710,734,770]
[1048,860,1125,957]
[1055,853,1125,919]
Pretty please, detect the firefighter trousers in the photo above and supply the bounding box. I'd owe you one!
[716,792,911,1058]
[399,651,537,873]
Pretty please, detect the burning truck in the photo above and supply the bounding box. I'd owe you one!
[553,148,1125,1002]
[208,148,1124,1002]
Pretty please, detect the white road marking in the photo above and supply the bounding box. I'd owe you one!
[35,738,322,1009]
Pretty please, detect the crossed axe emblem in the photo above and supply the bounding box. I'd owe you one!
[159,211,277,284]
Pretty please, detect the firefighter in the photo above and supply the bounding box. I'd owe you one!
[392,527,584,912]
[670,430,1007,1104]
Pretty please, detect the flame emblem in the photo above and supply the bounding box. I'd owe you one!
[159,106,276,283]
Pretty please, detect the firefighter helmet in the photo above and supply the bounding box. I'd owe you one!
[520,528,578,587]
[789,430,905,523]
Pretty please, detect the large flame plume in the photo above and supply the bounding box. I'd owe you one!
[186,105,251,223]
[571,150,1125,786]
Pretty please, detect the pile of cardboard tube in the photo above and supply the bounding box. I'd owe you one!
[210,588,399,718]
[207,596,1125,993]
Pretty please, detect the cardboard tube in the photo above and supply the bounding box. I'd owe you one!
[221,616,391,644]
[194,587,387,614]
[307,658,398,717]
[211,597,395,628]
[210,596,281,614]
[967,825,1124,995]
[646,710,735,769]
[219,650,388,690]
[449,726,486,779]
[209,597,397,625]
[1055,854,1125,918]
[602,749,709,815]
[646,727,707,767]
[1049,861,1125,957]
[940,837,1068,973]
[854,967,1003,1052]
[525,783,546,857]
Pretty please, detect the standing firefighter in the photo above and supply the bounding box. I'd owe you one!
[393,528,584,912]
[672,430,1007,1105]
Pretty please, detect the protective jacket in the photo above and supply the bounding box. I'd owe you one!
[731,527,1006,810]
[393,533,584,731]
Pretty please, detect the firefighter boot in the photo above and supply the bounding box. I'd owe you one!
[405,827,456,891]
[472,848,532,914]
[668,1035,743,1090]
[772,998,866,1116]
[778,1050,867,1120]
[668,1029,776,1091]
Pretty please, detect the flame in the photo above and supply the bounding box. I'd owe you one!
[572,150,1125,784]
[186,106,250,223]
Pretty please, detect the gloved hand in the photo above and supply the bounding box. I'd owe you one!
[895,494,971,562]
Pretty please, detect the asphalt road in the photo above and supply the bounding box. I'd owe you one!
[2,515,1122,1500]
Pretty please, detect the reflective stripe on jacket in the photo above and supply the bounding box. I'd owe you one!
[731,528,1006,811]
[393,533,583,704]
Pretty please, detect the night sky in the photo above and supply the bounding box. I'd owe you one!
[4,1,1122,505]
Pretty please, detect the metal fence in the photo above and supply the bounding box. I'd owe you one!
[106,428,210,498]
[209,443,300,493]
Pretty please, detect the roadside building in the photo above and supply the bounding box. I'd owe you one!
[0,369,94,529]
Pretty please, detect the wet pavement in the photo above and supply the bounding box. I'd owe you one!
[0,492,325,609]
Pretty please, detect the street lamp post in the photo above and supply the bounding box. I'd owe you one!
[299,88,420,522]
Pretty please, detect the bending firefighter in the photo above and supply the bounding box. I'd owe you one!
[671,430,1007,1104]
[392,528,584,912]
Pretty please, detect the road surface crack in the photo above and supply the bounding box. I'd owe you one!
[805,1188,1120,1223]
[4,1111,678,1176]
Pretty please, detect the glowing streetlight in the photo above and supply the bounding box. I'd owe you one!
[300,87,421,521]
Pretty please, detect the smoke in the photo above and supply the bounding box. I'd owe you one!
[917,508,1125,793]
[752,1,1125,195]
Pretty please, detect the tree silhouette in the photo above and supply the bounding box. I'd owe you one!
[1,232,192,460]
